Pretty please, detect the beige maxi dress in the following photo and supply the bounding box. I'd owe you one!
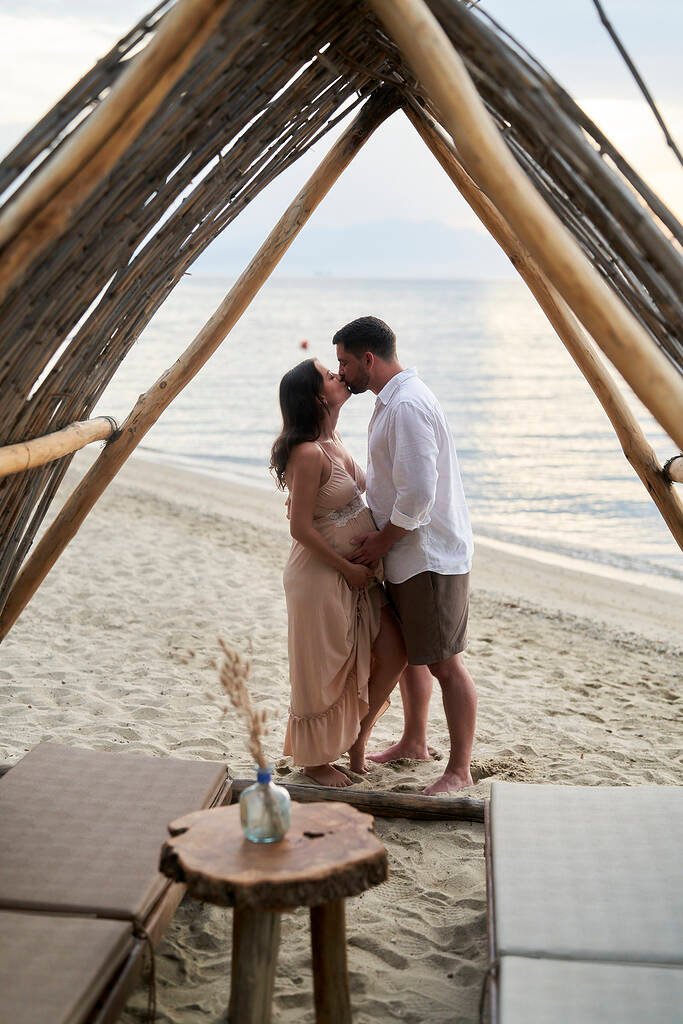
[283,444,384,766]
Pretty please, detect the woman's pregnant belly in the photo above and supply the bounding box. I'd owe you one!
[319,505,378,560]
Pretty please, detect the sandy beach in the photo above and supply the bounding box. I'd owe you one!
[2,453,682,1023]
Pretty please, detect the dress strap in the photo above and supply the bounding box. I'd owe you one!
[315,441,335,486]
[315,440,333,465]
[316,439,358,485]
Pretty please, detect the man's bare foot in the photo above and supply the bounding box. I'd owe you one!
[422,768,473,796]
[368,739,431,764]
[304,764,352,788]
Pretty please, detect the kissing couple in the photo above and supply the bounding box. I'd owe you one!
[270,316,477,795]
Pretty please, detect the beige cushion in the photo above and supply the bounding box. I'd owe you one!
[0,743,228,920]
[499,956,683,1024]
[0,911,133,1024]
[490,782,683,964]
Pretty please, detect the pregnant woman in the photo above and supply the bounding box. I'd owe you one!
[271,358,406,787]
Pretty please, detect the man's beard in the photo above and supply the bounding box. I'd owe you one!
[348,370,370,394]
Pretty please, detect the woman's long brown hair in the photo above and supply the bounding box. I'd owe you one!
[270,359,325,489]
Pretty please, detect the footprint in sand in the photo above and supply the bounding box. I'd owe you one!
[348,933,409,970]
[473,755,534,782]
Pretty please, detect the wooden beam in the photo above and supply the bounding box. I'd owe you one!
[368,0,683,452]
[230,778,485,822]
[229,908,281,1024]
[406,104,683,551]
[0,417,117,478]
[310,902,352,1024]
[0,0,234,305]
[0,88,399,641]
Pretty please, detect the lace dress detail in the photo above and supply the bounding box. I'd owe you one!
[324,491,365,527]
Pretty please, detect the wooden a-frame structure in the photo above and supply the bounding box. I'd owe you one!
[0,0,682,640]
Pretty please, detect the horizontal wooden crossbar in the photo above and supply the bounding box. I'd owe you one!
[0,417,118,478]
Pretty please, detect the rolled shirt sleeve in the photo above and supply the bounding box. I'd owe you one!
[387,401,439,531]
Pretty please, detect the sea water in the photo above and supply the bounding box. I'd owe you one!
[96,275,683,587]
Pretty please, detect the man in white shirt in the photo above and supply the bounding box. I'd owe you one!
[334,316,477,795]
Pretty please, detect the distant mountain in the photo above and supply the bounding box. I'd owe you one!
[194,219,516,279]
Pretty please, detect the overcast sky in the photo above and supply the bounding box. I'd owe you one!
[0,0,681,235]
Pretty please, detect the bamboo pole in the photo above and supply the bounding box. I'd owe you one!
[0,0,234,305]
[368,0,683,452]
[0,417,117,478]
[406,104,683,550]
[0,88,398,641]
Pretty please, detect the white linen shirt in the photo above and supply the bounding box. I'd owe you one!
[365,368,473,584]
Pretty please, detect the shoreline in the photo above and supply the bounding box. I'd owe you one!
[84,450,683,648]
[133,445,683,592]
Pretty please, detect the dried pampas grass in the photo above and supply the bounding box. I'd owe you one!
[214,638,268,768]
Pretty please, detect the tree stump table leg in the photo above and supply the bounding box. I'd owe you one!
[310,899,351,1024]
[228,907,281,1024]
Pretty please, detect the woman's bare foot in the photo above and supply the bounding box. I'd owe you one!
[347,750,369,774]
[303,764,352,788]
[422,768,473,796]
[347,731,370,775]
[368,739,431,763]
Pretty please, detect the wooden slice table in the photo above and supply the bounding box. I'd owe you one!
[159,801,388,1023]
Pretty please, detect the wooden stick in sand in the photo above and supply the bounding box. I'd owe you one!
[0,87,398,641]
[0,0,234,304]
[368,0,683,452]
[231,778,485,822]
[405,104,683,551]
[0,417,118,478]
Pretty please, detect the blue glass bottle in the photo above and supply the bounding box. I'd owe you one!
[239,766,291,843]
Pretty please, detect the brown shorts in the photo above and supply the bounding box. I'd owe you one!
[385,571,470,666]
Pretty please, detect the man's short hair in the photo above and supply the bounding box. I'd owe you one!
[333,316,396,360]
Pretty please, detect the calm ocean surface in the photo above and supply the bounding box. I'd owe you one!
[97,275,682,587]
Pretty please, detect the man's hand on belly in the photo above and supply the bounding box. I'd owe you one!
[350,521,408,564]
[349,531,388,565]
